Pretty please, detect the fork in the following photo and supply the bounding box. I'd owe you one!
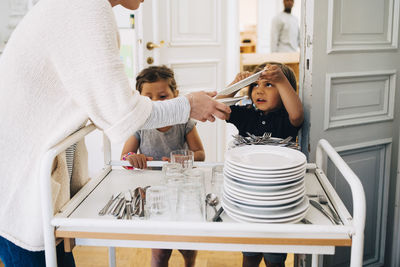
[99,192,120,216]
[317,195,341,224]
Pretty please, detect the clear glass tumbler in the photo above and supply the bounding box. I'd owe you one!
[177,182,205,221]
[165,173,185,220]
[145,186,170,221]
[162,162,183,184]
[211,165,224,198]
[170,149,194,170]
[183,168,205,198]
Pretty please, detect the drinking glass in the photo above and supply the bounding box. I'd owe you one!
[165,173,185,220]
[170,149,194,170]
[211,165,224,198]
[145,186,170,220]
[162,162,183,184]
[183,168,205,197]
[177,182,205,221]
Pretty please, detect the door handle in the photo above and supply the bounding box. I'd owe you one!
[146,40,165,50]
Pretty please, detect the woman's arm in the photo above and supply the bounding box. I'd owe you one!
[186,127,205,161]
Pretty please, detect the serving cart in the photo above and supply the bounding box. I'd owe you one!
[40,124,366,267]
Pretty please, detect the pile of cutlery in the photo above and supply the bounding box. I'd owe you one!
[98,186,150,219]
[232,132,299,149]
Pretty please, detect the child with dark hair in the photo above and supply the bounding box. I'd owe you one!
[121,65,203,267]
[219,62,303,267]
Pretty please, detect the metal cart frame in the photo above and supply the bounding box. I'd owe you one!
[39,125,366,266]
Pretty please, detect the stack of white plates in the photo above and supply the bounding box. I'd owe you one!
[222,145,309,223]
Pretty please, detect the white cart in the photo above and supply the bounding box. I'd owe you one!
[40,125,366,267]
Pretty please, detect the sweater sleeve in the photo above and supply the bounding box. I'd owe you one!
[47,0,152,144]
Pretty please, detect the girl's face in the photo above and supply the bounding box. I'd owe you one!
[110,0,144,10]
[251,80,282,112]
[141,80,178,101]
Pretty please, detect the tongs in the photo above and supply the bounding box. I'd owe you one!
[216,70,263,97]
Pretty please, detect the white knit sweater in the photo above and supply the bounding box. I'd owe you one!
[0,0,189,251]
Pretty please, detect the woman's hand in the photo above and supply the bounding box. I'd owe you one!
[259,64,287,86]
[186,91,231,122]
[126,154,153,169]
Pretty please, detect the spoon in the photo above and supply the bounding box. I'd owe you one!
[206,193,219,215]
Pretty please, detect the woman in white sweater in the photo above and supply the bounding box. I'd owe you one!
[0,0,230,265]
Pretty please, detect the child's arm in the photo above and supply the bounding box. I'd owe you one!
[185,126,205,161]
[261,65,304,127]
[121,136,153,169]
[215,71,252,99]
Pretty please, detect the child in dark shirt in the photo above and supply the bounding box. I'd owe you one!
[219,62,304,267]
[224,62,303,140]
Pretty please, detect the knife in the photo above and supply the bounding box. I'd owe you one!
[124,191,132,220]
[98,192,119,216]
[212,207,224,222]
[309,199,336,224]
[217,70,263,96]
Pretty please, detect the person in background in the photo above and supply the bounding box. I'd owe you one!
[218,62,303,267]
[0,0,230,266]
[270,0,300,53]
[121,66,203,267]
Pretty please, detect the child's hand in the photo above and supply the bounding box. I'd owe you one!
[260,64,288,86]
[161,157,171,162]
[229,71,252,86]
[126,154,153,169]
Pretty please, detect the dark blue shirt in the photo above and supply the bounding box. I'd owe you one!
[227,105,301,139]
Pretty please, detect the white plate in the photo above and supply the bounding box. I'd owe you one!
[217,96,248,106]
[224,177,304,196]
[224,169,305,184]
[224,182,305,201]
[225,160,306,176]
[223,187,304,206]
[224,164,307,179]
[223,195,309,219]
[224,193,305,212]
[223,201,309,223]
[226,175,304,191]
[225,145,306,170]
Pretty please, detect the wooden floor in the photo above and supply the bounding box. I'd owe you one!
[0,247,294,267]
[72,247,294,267]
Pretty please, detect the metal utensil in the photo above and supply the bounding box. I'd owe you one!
[212,207,224,222]
[138,187,146,217]
[301,218,312,224]
[124,191,132,220]
[111,193,125,216]
[217,70,263,96]
[318,195,341,224]
[309,199,336,224]
[117,202,126,219]
[205,193,219,215]
[98,193,119,216]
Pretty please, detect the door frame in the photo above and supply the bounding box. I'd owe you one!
[393,136,400,266]
[299,0,313,160]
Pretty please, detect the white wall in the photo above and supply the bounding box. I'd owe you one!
[240,0,301,53]
[239,0,257,31]
[0,1,11,53]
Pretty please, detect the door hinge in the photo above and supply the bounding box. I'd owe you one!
[306,35,312,47]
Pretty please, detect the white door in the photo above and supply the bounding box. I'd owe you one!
[302,0,400,266]
[137,0,239,162]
